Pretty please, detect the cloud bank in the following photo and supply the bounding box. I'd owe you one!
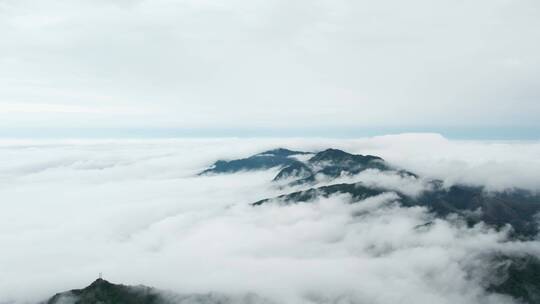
[0,134,539,303]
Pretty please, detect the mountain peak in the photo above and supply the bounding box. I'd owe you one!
[256,148,309,157]
[200,148,309,175]
[45,279,274,304]
[309,149,383,164]
[46,278,160,304]
[88,278,110,287]
[315,148,351,157]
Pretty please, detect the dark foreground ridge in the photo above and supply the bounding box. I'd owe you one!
[43,264,540,304]
[44,278,272,304]
[45,278,165,304]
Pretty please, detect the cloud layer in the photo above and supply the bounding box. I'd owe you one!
[0,0,539,132]
[0,135,539,303]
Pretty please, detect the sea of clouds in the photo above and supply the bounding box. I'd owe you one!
[1,134,540,304]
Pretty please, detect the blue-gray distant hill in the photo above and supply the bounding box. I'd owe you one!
[200,148,406,185]
[199,148,310,175]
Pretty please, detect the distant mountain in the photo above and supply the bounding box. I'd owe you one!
[44,278,272,304]
[199,148,309,175]
[276,148,398,185]
[200,148,407,185]
[202,147,540,237]
[212,147,539,238]
[254,182,540,238]
[253,183,390,206]
[415,185,540,238]
[308,148,383,166]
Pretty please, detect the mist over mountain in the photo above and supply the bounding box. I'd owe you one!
[3,0,540,302]
[201,146,540,302]
[45,278,274,304]
[1,136,540,304]
[204,146,540,237]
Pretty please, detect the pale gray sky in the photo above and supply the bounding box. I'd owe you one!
[1,0,539,137]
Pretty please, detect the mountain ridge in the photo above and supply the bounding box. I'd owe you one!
[44,278,273,304]
[200,148,405,186]
[199,147,540,238]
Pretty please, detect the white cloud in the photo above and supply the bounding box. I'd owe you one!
[313,169,432,197]
[345,133,540,191]
[0,136,539,303]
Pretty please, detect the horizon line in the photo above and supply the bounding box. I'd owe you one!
[0,126,539,140]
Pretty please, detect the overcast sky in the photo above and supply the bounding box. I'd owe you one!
[1,0,539,138]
